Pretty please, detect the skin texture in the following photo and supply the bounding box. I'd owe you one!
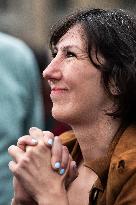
[9,24,121,205]
[8,127,70,205]
[9,129,78,205]
[43,25,109,125]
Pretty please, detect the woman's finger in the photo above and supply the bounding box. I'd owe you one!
[69,160,78,180]
[58,146,69,175]
[17,135,38,151]
[65,160,78,188]
[43,131,55,147]
[8,160,17,174]
[29,127,44,143]
[8,145,24,163]
[51,136,62,170]
[26,127,44,152]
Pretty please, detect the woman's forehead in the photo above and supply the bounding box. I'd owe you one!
[55,24,87,49]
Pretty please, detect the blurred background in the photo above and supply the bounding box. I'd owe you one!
[0,0,135,132]
[0,0,136,53]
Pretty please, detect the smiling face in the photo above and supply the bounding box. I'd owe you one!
[43,24,111,125]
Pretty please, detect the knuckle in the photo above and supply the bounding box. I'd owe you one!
[43,131,54,138]
[39,142,47,150]
[14,165,21,177]
[19,156,30,167]
[17,135,30,143]
[26,147,35,156]
[35,141,48,154]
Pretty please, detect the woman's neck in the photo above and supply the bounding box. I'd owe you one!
[71,113,121,165]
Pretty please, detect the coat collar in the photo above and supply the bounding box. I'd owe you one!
[86,125,136,189]
[60,125,136,188]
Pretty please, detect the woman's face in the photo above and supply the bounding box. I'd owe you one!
[43,24,110,125]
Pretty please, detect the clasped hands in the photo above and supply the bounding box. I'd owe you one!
[8,127,78,205]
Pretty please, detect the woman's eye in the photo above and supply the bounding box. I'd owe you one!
[66,51,76,58]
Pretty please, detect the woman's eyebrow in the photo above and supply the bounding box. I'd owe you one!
[63,45,80,50]
[52,44,85,53]
[59,45,84,52]
[65,45,78,50]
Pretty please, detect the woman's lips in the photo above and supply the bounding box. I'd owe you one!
[50,87,68,96]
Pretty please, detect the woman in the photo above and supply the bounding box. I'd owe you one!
[8,8,136,204]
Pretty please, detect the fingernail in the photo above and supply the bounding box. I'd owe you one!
[8,161,12,168]
[47,138,53,146]
[30,127,38,131]
[32,138,38,144]
[8,145,14,151]
[59,168,65,175]
[55,162,61,169]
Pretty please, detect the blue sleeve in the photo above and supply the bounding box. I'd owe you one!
[0,33,45,205]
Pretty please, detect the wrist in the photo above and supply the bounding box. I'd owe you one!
[38,185,69,205]
[11,197,37,205]
[11,198,21,205]
[11,198,17,205]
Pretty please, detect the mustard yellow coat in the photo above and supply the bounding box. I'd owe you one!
[60,125,136,205]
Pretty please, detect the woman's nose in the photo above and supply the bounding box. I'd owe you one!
[43,58,62,80]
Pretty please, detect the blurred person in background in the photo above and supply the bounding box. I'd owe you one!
[0,32,44,205]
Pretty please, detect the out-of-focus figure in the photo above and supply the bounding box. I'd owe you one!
[0,32,44,205]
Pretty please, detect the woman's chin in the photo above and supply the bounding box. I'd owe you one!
[51,107,72,124]
[52,109,79,126]
[52,109,67,123]
[51,104,80,125]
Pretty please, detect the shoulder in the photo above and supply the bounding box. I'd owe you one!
[110,125,136,177]
[0,32,31,53]
[109,148,136,188]
[0,32,36,65]
[0,33,39,79]
[107,125,136,204]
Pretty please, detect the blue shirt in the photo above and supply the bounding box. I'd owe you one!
[0,33,44,205]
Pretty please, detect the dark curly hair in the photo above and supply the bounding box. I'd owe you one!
[50,8,136,124]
